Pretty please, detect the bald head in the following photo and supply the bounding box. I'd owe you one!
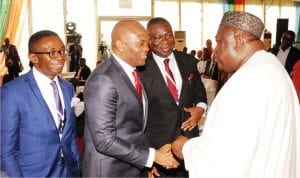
[111,20,145,52]
[111,20,149,67]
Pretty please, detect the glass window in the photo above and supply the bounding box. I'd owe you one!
[97,0,151,16]
[154,0,179,30]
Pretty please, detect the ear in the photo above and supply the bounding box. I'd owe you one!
[233,31,245,51]
[116,40,125,52]
[28,53,38,64]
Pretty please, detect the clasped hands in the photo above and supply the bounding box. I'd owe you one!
[154,144,180,169]
[150,139,188,178]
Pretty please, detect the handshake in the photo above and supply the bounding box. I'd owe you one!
[154,144,180,169]
[154,135,189,169]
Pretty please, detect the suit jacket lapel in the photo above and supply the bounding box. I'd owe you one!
[174,52,191,107]
[148,55,178,105]
[141,86,148,131]
[112,57,146,127]
[112,58,143,104]
[58,77,72,138]
[25,71,58,133]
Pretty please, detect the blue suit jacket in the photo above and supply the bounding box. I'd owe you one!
[0,70,80,177]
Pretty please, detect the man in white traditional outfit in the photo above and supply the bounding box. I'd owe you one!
[171,11,300,178]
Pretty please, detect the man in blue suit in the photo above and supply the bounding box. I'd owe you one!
[1,30,80,177]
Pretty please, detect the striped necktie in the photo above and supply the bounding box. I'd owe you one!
[50,81,64,134]
[164,59,179,102]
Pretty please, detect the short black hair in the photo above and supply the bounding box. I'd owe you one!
[28,30,58,52]
[285,30,296,41]
[147,17,171,30]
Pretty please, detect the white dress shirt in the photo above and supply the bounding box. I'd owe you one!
[32,67,65,138]
[277,46,290,66]
[152,52,207,110]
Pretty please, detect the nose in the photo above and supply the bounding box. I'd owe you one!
[142,43,149,52]
[160,35,170,44]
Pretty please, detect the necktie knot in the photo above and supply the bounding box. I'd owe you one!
[164,58,170,66]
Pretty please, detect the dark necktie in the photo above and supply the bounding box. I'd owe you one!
[164,59,179,102]
[132,69,143,98]
[50,81,64,134]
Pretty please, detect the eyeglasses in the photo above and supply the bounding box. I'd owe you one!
[282,36,293,41]
[151,32,174,43]
[31,50,68,58]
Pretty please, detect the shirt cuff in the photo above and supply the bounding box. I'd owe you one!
[196,102,207,111]
[145,148,155,168]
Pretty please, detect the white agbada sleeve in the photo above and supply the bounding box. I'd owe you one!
[182,51,300,178]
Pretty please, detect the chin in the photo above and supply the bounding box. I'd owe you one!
[54,69,64,74]
[138,61,146,67]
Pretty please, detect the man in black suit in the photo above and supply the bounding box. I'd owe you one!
[69,57,91,89]
[270,30,300,76]
[0,38,23,83]
[68,37,82,72]
[138,17,207,177]
[74,58,91,81]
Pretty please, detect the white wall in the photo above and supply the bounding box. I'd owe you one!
[19,0,97,74]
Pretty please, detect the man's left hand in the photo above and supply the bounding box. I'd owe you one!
[181,107,204,131]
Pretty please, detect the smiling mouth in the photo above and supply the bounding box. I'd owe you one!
[161,46,171,52]
[52,64,64,68]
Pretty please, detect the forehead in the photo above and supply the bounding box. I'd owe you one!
[216,26,232,38]
[34,36,63,47]
[148,23,172,33]
[283,32,293,38]
[36,36,63,44]
[127,31,148,42]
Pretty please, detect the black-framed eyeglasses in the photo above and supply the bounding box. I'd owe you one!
[30,50,68,58]
[152,32,174,43]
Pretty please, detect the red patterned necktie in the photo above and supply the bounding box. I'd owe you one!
[164,59,179,102]
[132,69,143,98]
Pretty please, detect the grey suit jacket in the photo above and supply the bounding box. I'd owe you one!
[81,56,149,177]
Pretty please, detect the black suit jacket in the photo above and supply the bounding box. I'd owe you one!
[138,51,207,149]
[74,65,91,80]
[270,45,300,75]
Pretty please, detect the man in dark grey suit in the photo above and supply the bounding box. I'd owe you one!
[81,20,179,177]
[138,17,207,177]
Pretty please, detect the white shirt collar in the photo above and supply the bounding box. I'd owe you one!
[32,67,59,86]
[112,52,136,76]
[152,52,176,65]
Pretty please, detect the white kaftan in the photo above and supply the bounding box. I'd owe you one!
[183,50,300,178]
